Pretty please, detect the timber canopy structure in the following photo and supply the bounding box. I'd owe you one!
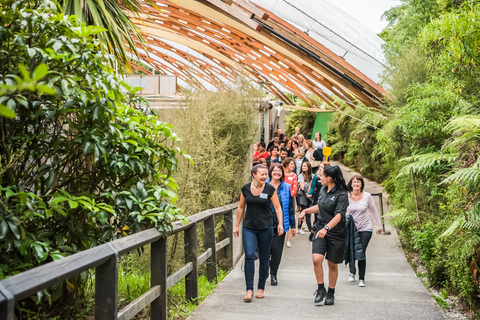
[128,0,386,109]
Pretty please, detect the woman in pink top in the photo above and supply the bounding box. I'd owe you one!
[282,157,297,248]
[346,175,383,287]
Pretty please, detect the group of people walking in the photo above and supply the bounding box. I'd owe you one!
[235,129,383,304]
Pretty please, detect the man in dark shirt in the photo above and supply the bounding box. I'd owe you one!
[267,132,279,151]
[279,147,288,163]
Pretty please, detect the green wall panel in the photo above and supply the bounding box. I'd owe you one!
[310,112,333,142]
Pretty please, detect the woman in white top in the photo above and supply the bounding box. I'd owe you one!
[313,132,326,152]
[346,175,383,287]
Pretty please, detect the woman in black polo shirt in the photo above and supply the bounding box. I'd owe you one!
[234,164,284,302]
[298,165,349,306]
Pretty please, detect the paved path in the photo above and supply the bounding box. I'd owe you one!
[188,163,447,320]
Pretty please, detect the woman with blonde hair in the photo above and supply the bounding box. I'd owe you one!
[297,134,305,147]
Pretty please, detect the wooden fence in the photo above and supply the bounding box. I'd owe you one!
[0,202,239,320]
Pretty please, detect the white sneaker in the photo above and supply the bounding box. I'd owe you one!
[348,273,355,282]
[286,241,292,248]
[359,280,365,287]
[297,229,305,235]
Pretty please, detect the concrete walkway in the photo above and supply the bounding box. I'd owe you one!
[188,163,447,320]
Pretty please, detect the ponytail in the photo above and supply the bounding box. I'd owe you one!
[323,165,348,191]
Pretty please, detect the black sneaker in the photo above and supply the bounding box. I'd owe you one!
[271,275,278,286]
[313,287,326,304]
[325,292,335,305]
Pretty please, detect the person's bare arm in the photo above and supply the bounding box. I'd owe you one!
[298,204,319,222]
[233,193,246,237]
[270,192,284,235]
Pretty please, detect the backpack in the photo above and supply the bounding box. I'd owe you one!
[312,149,323,161]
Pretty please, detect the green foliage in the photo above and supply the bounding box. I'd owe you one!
[118,255,151,305]
[326,1,480,312]
[58,0,149,69]
[156,79,262,215]
[167,270,228,319]
[0,63,54,118]
[325,101,390,181]
[381,0,441,60]
[381,45,430,108]
[397,152,458,177]
[284,99,318,137]
[0,0,183,302]
[387,208,417,228]
[396,81,455,153]
[419,3,480,100]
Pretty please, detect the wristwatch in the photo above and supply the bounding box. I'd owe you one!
[324,225,330,232]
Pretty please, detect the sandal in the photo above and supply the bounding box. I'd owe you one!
[255,290,264,299]
[244,290,254,302]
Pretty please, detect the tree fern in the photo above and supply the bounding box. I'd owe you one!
[440,159,480,188]
[462,203,480,230]
[396,152,458,177]
[442,202,480,237]
[385,208,417,228]
[441,217,463,237]
[444,115,480,133]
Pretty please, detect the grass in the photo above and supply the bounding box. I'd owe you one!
[167,270,228,320]
[116,250,229,320]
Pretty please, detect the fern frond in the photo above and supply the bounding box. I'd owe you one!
[385,208,416,227]
[440,167,480,186]
[451,232,480,260]
[441,202,480,237]
[396,153,458,177]
[444,115,480,133]
[461,202,480,231]
[441,217,464,237]
[445,129,480,150]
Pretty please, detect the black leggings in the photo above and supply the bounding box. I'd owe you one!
[357,231,372,280]
[270,230,286,276]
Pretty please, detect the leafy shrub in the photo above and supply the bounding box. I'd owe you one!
[0,1,184,314]
[284,103,317,138]
[156,79,261,215]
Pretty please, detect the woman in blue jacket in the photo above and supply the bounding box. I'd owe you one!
[267,163,296,286]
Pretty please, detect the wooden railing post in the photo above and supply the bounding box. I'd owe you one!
[184,222,198,302]
[151,236,167,320]
[0,283,14,320]
[204,215,217,283]
[224,209,234,270]
[95,244,119,320]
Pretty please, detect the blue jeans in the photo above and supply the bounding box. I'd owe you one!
[242,226,274,291]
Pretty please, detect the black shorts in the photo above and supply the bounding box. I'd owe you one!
[312,230,345,264]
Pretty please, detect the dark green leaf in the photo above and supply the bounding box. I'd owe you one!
[0,220,9,239]
[7,221,20,240]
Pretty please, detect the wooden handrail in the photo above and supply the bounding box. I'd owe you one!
[0,202,239,320]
